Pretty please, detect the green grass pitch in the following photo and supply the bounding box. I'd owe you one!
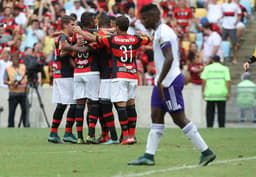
[0,128,256,177]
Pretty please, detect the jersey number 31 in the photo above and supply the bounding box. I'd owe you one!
[120,45,133,63]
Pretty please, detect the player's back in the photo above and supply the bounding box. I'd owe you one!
[109,34,149,80]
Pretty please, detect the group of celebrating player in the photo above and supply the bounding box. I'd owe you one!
[48,4,216,166]
[48,12,150,145]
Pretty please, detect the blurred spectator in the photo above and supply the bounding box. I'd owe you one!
[66,0,93,21]
[219,0,241,64]
[15,0,30,15]
[160,0,176,18]
[0,48,12,88]
[1,7,16,32]
[14,6,28,28]
[234,0,249,44]
[202,23,222,65]
[173,0,192,38]
[43,26,55,60]
[201,55,231,128]
[165,11,177,29]
[0,22,12,45]
[188,52,204,85]
[237,72,256,123]
[205,0,222,24]
[127,6,148,35]
[24,19,45,49]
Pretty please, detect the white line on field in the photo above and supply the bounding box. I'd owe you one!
[113,156,256,177]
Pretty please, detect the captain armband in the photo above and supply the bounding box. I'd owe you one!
[248,56,256,64]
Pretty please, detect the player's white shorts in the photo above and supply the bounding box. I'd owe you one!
[99,79,112,100]
[52,77,76,104]
[111,79,138,102]
[73,74,100,101]
[236,22,245,29]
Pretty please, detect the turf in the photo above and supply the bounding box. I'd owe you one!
[0,128,255,177]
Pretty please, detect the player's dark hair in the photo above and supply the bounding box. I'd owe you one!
[98,14,111,28]
[60,15,75,29]
[140,4,160,17]
[81,12,95,28]
[109,16,116,21]
[70,13,77,20]
[116,16,129,32]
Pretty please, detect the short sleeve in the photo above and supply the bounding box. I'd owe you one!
[159,25,175,49]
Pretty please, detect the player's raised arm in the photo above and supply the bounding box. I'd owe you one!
[74,26,97,42]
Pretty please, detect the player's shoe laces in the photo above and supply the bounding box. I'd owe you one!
[86,136,97,144]
[120,137,135,145]
[77,138,86,144]
[128,156,155,166]
[102,139,119,145]
[199,150,216,166]
[48,134,63,144]
[63,133,77,143]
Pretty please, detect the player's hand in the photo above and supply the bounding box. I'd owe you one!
[243,62,250,72]
[157,81,165,101]
[74,26,82,33]
[77,46,88,53]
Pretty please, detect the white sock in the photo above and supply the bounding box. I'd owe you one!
[145,123,164,155]
[183,122,208,152]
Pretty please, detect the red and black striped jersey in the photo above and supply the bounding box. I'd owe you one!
[97,30,112,79]
[188,63,203,85]
[0,18,16,31]
[73,32,100,75]
[53,33,75,78]
[96,34,150,80]
[173,8,192,27]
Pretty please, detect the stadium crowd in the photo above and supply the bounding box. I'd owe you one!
[0,0,252,87]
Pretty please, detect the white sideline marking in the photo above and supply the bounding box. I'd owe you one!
[113,156,256,177]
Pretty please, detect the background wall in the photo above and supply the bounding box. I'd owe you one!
[0,85,255,128]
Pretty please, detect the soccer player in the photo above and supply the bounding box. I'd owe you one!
[128,4,216,165]
[97,14,118,144]
[48,15,86,144]
[73,12,100,144]
[74,15,151,145]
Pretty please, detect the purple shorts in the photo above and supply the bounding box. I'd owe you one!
[151,74,185,113]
